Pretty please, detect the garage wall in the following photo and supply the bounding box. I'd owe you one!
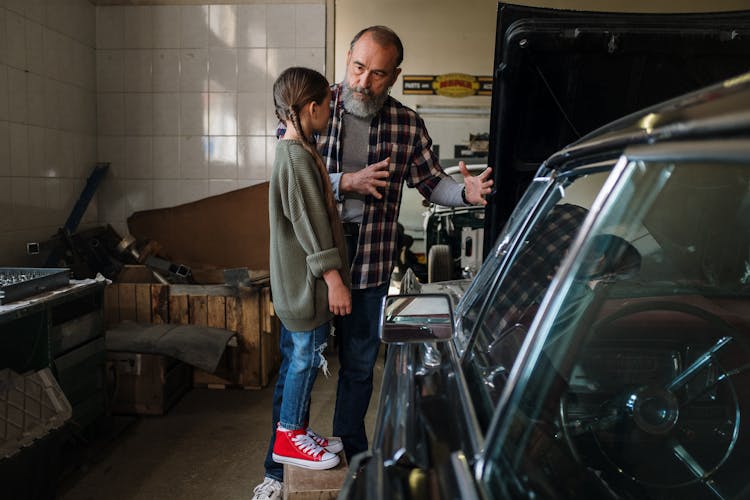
[0,0,97,265]
[94,2,326,239]
[0,1,326,266]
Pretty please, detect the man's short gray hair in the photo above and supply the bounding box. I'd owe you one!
[350,25,404,68]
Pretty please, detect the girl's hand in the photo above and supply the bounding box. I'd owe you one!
[323,269,351,316]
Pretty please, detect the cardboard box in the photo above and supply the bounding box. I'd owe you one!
[127,183,270,271]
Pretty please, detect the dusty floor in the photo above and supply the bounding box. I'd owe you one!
[57,350,383,500]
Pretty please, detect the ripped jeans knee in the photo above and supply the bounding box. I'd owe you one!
[315,342,331,378]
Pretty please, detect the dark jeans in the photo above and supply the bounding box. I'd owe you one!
[333,281,389,461]
[263,322,329,482]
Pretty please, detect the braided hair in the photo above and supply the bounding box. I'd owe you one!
[273,67,345,254]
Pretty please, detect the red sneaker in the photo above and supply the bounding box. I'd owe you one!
[272,427,340,470]
[306,427,344,454]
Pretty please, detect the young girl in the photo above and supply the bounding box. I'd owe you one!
[263,67,351,481]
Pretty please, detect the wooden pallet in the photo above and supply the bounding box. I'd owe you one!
[104,282,280,390]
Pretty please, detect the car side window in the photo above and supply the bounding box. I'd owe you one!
[460,171,609,428]
[455,177,552,355]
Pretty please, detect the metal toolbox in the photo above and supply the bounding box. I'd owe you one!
[0,267,70,305]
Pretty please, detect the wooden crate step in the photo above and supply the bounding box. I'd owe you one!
[283,451,348,500]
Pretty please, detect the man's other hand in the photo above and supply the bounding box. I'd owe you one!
[460,161,494,206]
[340,157,391,199]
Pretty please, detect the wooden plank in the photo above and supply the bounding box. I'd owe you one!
[260,288,273,387]
[192,369,233,388]
[151,284,169,324]
[168,294,189,325]
[170,284,235,296]
[226,295,241,332]
[207,295,226,329]
[118,265,156,283]
[261,287,272,333]
[103,284,120,325]
[192,294,233,388]
[189,295,208,326]
[135,283,151,323]
[225,295,242,380]
[238,288,261,387]
[118,283,137,322]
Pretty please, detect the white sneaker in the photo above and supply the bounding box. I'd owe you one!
[306,427,344,454]
[252,477,282,500]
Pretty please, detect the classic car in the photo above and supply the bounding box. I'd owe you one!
[338,4,750,499]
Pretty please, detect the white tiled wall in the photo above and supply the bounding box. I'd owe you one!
[95,3,326,238]
[0,2,325,265]
[0,0,97,265]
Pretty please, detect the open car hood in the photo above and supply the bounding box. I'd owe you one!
[485,3,750,251]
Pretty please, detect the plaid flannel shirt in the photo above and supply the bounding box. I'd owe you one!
[316,83,449,289]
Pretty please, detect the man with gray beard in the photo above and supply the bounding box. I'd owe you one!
[253,25,493,500]
[323,25,493,462]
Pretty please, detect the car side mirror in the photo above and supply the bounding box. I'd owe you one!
[380,294,454,344]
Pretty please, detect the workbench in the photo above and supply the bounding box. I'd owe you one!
[0,278,108,431]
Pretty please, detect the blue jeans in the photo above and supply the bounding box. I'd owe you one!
[333,282,388,460]
[263,322,330,482]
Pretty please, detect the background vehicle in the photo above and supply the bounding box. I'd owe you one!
[423,164,487,283]
[398,162,487,283]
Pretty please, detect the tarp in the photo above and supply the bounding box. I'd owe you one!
[105,322,236,374]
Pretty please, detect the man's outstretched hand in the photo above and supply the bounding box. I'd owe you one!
[340,157,391,199]
[460,161,494,206]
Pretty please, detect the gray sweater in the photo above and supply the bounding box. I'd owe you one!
[269,139,349,331]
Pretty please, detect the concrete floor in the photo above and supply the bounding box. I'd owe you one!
[57,350,383,500]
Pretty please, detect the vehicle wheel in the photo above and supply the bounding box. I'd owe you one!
[427,244,452,283]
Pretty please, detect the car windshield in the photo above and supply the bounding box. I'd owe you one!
[480,151,750,499]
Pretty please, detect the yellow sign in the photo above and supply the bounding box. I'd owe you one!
[433,73,480,97]
[403,74,492,97]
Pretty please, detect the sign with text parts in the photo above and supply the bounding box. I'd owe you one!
[403,73,492,97]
